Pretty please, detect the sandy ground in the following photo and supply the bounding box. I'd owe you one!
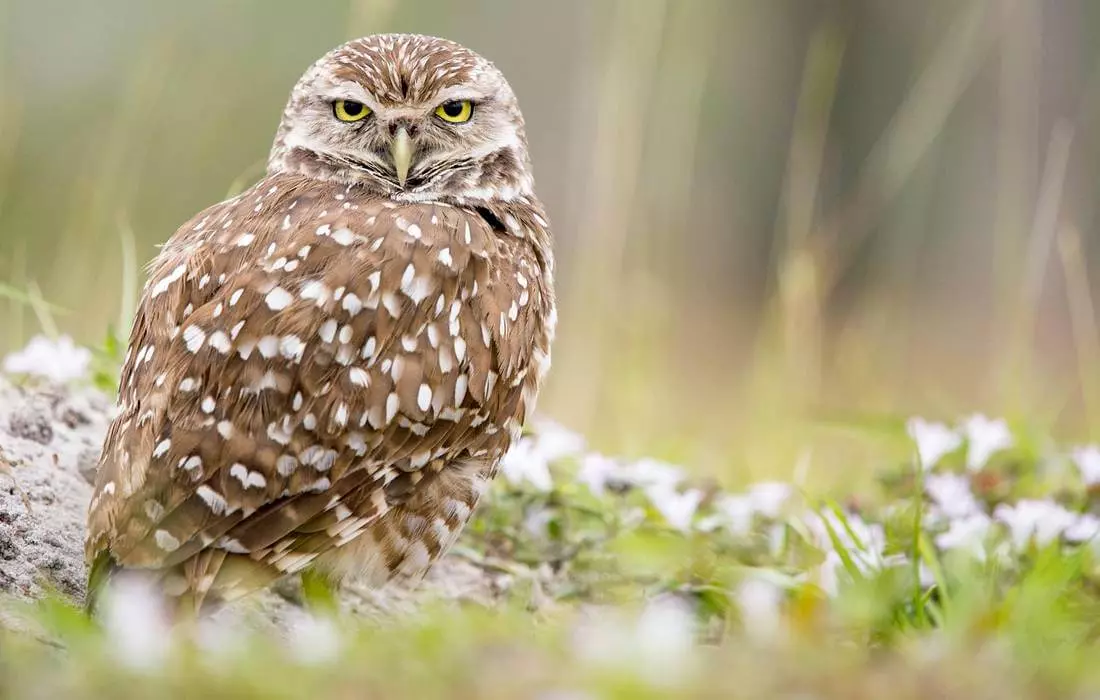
[0,377,507,625]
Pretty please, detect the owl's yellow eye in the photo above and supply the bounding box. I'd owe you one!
[333,100,370,122]
[435,100,473,124]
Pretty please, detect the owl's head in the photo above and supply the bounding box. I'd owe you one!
[268,34,534,203]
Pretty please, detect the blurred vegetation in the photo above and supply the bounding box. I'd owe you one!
[2,0,1100,483]
[7,416,1100,698]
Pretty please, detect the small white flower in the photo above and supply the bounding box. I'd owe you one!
[815,550,843,597]
[531,420,585,462]
[285,610,342,665]
[500,423,585,492]
[618,458,684,492]
[193,612,248,663]
[576,454,619,497]
[523,505,554,539]
[747,482,794,519]
[736,576,784,641]
[918,562,936,588]
[1072,446,1100,486]
[99,574,173,671]
[767,522,787,558]
[573,597,696,687]
[925,473,982,520]
[994,499,1078,550]
[698,493,754,536]
[906,418,962,470]
[803,509,886,566]
[645,484,704,532]
[962,414,1013,471]
[3,334,92,383]
[935,512,992,558]
[500,440,554,491]
[1065,513,1100,544]
[635,596,696,678]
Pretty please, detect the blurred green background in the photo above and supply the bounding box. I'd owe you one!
[2,0,1100,481]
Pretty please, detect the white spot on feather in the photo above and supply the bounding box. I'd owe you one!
[400,264,432,304]
[265,287,293,311]
[258,336,279,358]
[197,485,229,515]
[385,393,400,423]
[150,264,186,298]
[361,336,377,362]
[454,374,468,406]
[182,326,206,353]
[349,368,370,387]
[276,455,299,476]
[342,293,363,315]
[153,439,171,459]
[208,331,231,354]
[155,530,180,552]
[280,335,305,362]
[230,463,266,489]
[331,228,355,246]
[417,384,432,412]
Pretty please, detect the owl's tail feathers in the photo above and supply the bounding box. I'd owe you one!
[174,552,283,613]
[85,549,282,622]
[84,549,120,616]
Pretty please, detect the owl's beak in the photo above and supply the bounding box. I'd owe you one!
[390,127,413,188]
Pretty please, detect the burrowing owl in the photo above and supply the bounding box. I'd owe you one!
[85,34,555,612]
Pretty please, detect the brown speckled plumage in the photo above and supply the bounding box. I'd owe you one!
[86,34,555,610]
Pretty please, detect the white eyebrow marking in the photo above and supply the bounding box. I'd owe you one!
[323,82,381,111]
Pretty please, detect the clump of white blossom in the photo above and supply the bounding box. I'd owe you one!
[2,334,92,383]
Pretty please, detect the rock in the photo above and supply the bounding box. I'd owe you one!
[0,378,107,602]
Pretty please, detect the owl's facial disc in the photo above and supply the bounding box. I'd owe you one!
[270,34,536,203]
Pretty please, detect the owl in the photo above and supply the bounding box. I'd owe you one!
[85,34,555,613]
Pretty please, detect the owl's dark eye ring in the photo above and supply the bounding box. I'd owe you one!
[333,100,370,122]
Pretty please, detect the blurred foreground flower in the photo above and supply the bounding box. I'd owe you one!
[698,482,794,536]
[284,609,343,665]
[572,597,696,686]
[1065,513,1100,544]
[500,421,585,492]
[2,334,91,383]
[500,439,554,492]
[994,500,1078,550]
[576,453,619,497]
[1072,446,1100,487]
[936,512,993,558]
[99,575,173,671]
[925,472,983,520]
[906,418,962,470]
[962,414,1013,471]
[736,575,785,642]
[645,483,704,531]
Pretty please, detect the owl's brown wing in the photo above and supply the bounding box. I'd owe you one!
[86,173,553,606]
